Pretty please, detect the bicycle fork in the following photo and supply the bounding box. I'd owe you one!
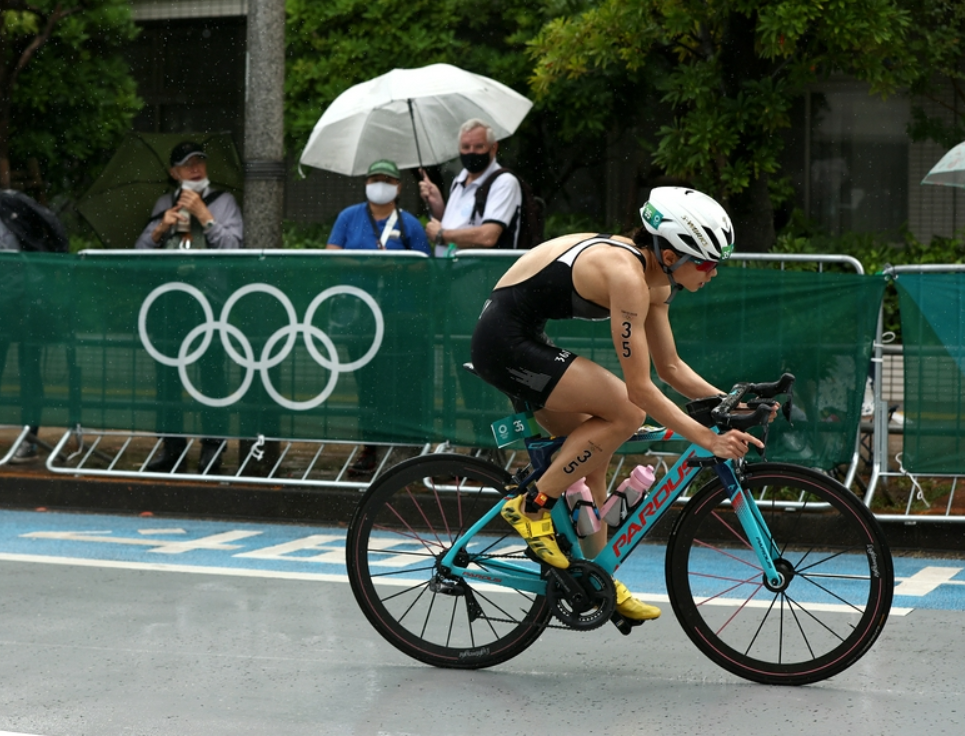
[713,461,785,589]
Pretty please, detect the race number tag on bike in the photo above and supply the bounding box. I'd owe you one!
[491,411,541,447]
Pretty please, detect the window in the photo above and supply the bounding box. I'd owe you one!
[126,18,246,148]
[806,84,910,237]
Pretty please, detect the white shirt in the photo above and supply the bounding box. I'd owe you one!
[437,158,522,256]
[0,218,21,251]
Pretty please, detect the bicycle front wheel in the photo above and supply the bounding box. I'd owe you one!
[346,453,551,669]
[665,462,893,685]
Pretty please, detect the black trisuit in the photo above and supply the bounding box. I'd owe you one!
[470,236,648,408]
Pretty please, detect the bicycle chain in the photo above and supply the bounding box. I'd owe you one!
[472,613,572,631]
[469,554,608,632]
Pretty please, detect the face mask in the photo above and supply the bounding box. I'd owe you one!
[460,152,491,174]
[180,178,210,193]
[366,181,398,205]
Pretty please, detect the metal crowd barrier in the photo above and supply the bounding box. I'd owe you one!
[862,264,965,522]
[1,249,869,500]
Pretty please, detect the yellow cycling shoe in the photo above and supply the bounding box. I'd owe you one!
[500,495,570,569]
[614,579,661,621]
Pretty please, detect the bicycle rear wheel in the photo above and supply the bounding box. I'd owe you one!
[665,462,893,685]
[346,453,550,669]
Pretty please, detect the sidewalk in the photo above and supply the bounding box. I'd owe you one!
[0,460,362,526]
[0,426,361,526]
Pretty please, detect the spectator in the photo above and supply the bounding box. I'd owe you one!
[418,118,522,256]
[135,141,243,251]
[327,159,431,254]
[0,190,69,463]
[419,121,523,450]
[328,159,430,476]
[134,141,243,474]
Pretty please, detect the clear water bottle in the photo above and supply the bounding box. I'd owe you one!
[601,465,656,527]
[176,207,191,233]
[564,478,601,538]
[176,207,192,248]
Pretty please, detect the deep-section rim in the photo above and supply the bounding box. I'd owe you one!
[665,462,893,685]
[346,453,551,669]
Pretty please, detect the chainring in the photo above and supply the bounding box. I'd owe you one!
[545,560,616,630]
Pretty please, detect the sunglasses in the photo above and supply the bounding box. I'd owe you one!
[690,257,720,272]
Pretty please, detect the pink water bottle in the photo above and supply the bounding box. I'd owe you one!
[601,465,656,527]
[564,478,601,538]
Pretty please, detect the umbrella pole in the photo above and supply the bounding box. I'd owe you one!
[408,100,433,217]
[407,99,425,170]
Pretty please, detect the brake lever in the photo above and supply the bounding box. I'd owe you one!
[782,399,793,425]
[755,421,769,460]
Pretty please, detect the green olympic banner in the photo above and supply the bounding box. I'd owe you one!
[896,273,965,473]
[0,251,886,469]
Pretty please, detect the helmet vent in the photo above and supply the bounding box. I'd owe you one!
[703,226,721,251]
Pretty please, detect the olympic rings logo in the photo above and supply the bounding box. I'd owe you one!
[137,282,384,410]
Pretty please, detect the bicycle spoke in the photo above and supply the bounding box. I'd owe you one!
[347,454,550,669]
[666,463,893,685]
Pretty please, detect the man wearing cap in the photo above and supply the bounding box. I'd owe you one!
[327,159,430,475]
[135,140,243,251]
[134,140,244,475]
[326,159,430,254]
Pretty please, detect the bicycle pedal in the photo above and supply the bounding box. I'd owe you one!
[610,613,646,636]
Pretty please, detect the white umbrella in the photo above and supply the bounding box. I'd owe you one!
[299,64,533,176]
[921,140,965,188]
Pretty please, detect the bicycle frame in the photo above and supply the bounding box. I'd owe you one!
[438,426,786,595]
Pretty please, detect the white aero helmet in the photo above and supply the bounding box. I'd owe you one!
[640,187,735,262]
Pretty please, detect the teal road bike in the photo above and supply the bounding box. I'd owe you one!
[346,374,894,685]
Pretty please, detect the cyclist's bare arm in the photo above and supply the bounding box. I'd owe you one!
[644,299,724,399]
[603,258,761,459]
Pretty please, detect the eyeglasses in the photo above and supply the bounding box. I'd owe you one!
[690,257,720,272]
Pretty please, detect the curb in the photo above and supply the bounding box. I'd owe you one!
[0,471,361,526]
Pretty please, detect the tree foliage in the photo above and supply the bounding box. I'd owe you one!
[528,0,920,250]
[0,0,141,199]
[284,0,645,211]
[285,0,464,155]
[904,0,965,148]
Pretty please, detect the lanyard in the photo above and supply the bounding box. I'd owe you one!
[366,206,399,250]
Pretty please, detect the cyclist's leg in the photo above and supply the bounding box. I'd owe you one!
[525,402,660,620]
[504,360,660,619]
[523,356,645,507]
[532,406,610,558]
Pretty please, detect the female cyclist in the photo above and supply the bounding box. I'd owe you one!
[469,187,764,621]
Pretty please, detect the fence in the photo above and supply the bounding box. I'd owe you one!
[862,265,965,522]
[0,249,882,496]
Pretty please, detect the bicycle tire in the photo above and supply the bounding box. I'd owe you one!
[346,453,551,669]
[665,462,893,685]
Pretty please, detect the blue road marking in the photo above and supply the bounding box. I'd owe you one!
[0,508,963,613]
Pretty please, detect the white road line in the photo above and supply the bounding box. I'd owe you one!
[894,566,964,596]
[0,552,345,582]
[0,554,914,617]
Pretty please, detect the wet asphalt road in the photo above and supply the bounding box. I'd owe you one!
[0,510,963,736]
